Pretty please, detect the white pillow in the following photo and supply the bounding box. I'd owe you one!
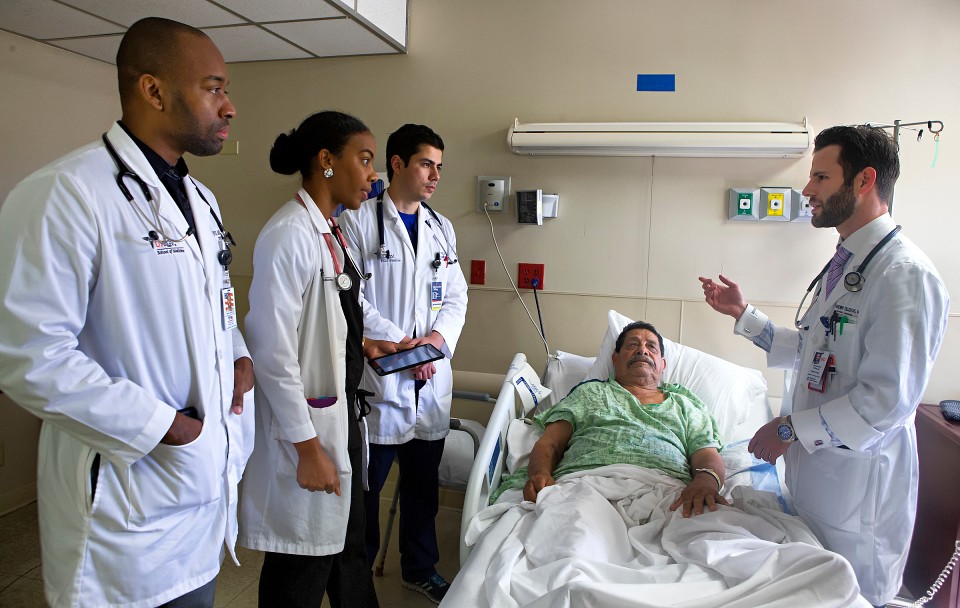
[540,350,597,411]
[583,310,767,444]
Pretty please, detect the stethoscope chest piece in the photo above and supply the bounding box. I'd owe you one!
[843,271,864,292]
[335,273,353,291]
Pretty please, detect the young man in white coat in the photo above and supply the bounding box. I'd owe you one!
[339,124,468,603]
[699,125,950,607]
[0,18,254,608]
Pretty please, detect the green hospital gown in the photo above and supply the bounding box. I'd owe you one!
[491,378,723,503]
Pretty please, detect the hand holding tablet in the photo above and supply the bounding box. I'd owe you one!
[367,343,445,376]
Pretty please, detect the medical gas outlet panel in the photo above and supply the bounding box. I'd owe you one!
[727,188,811,222]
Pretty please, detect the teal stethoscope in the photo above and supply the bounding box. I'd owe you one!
[793,225,901,329]
[102,133,235,269]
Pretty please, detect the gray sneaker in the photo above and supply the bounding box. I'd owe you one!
[401,573,450,604]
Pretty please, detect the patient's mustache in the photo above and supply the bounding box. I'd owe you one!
[629,354,654,366]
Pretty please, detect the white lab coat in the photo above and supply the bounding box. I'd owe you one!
[734,213,950,605]
[238,189,355,555]
[338,192,468,444]
[0,122,254,608]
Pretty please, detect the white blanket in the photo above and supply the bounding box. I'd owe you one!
[444,465,868,608]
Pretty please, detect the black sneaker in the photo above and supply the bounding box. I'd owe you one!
[401,573,450,604]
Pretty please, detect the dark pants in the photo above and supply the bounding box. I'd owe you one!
[364,437,446,581]
[159,577,216,608]
[258,405,379,608]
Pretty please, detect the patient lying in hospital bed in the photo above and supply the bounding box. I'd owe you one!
[442,312,871,608]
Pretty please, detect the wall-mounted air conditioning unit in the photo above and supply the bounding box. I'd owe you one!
[507,118,812,158]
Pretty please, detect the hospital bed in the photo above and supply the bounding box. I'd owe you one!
[444,310,870,608]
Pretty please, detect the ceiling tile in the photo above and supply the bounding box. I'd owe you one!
[202,25,312,62]
[266,18,397,57]
[215,0,342,22]
[0,0,122,40]
[59,0,244,27]
[47,34,123,64]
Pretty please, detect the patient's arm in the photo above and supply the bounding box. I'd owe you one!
[523,420,573,502]
[669,447,729,518]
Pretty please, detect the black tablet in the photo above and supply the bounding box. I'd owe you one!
[367,343,445,376]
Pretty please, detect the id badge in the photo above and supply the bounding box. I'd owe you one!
[431,281,443,311]
[221,287,238,330]
[807,350,835,393]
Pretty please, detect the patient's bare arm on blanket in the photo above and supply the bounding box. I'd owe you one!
[523,420,574,502]
[669,447,728,518]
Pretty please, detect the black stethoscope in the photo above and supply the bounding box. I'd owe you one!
[794,225,901,329]
[375,191,459,266]
[102,133,235,270]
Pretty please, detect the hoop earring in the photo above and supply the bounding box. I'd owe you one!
[323,167,334,178]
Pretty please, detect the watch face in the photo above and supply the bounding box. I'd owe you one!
[777,423,794,441]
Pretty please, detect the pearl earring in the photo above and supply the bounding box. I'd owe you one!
[323,167,334,178]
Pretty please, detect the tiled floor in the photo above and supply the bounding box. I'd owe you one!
[0,498,463,607]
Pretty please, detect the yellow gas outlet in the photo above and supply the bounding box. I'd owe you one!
[767,192,784,216]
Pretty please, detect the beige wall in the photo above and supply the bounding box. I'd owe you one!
[2,0,960,510]
[0,31,117,513]
[188,0,960,395]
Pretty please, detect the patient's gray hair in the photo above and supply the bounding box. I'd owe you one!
[614,321,664,355]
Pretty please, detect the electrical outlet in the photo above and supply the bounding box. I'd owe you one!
[470,259,486,285]
[518,263,545,290]
[793,190,813,221]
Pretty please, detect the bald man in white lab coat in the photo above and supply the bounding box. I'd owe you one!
[0,18,253,608]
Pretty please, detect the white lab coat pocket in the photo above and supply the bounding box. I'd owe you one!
[128,416,223,526]
[832,322,861,378]
[275,403,348,476]
[792,447,870,533]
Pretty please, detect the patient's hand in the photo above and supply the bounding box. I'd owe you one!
[670,477,729,518]
[524,473,556,502]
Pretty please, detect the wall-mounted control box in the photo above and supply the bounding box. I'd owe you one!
[477,176,511,212]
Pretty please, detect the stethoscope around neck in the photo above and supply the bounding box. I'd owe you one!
[101,133,235,269]
[794,225,901,329]
[375,191,459,266]
[295,193,369,291]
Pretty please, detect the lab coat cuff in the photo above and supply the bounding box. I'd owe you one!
[734,305,768,339]
[792,408,832,453]
[820,398,883,451]
[121,404,178,466]
[232,330,250,361]
[281,423,319,445]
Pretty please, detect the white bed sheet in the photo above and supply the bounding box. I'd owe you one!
[445,464,868,608]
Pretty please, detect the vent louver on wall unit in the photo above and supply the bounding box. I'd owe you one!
[507,118,812,158]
